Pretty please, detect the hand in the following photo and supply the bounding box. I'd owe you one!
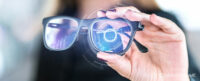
[96,6,189,81]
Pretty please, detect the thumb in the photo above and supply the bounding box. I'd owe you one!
[97,52,131,78]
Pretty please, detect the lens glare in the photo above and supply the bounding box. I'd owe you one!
[45,18,78,50]
[91,20,132,53]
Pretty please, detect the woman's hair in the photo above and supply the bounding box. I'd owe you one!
[133,0,160,11]
[57,0,160,15]
[57,0,78,16]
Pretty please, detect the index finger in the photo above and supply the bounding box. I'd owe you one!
[125,10,182,34]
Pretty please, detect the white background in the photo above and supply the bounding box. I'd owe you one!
[156,0,200,31]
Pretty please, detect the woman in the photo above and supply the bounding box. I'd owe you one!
[36,0,199,81]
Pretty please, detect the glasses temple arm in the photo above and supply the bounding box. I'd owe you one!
[133,39,148,53]
[122,32,148,53]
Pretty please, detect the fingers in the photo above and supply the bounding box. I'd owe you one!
[124,10,151,23]
[97,10,106,17]
[125,11,180,34]
[150,14,181,33]
[97,7,181,34]
[97,52,131,78]
[97,7,152,25]
[124,11,182,34]
[97,6,140,19]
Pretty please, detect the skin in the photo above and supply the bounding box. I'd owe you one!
[96,6,189,81]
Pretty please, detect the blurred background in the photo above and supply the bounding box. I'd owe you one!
[0,0,199,81]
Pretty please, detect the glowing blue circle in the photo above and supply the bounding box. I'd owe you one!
[103,29,117,42]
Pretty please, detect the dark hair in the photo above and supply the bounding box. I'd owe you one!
[57,0,160,16]
[57,0,78,16]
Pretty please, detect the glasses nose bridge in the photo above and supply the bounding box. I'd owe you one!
[79,19,93,34]
[79,19,94,31]
[80,19,93,27]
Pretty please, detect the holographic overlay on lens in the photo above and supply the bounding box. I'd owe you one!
[91,20,132,53]
[103,29,117,42]
[45,18,79,50]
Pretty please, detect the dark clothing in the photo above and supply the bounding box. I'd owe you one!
[35,8,200,81]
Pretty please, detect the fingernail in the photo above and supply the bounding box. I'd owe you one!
[98,58,108,62]
[100,10,106,13]
[108,9,116,12]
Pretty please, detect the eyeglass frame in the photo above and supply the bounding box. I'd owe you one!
[42,16,147,56]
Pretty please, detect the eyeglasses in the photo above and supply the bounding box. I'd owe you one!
[43,16,148,55]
